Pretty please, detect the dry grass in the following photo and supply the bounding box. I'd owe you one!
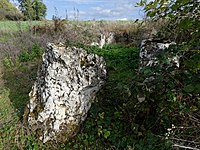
[0,19,165,61]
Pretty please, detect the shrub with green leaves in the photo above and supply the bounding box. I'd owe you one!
[18,44,44,62]
[134,1,200,148]
[138,0,200,46]
[131,44,200,149]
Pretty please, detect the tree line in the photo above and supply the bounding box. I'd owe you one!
[18,0,47,20]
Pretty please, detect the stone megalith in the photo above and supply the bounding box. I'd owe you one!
[23,43,106,143]
[137,39,178,103]
[91,32,115,48]
[139,39,178,69]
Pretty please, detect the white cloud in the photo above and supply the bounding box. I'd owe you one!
[92,7,102,11]
[87,1,138,20]
[117,18,128,21]
[55,0,108,4]
[43,0,144,20]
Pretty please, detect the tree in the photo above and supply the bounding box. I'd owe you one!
[32,0,47,20]
[19,0,34,20]
[18,0,47,20]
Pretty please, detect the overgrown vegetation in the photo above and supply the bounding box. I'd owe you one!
[138,0,200,46]
[0,0,23,20]
[1,42,144,149]
[134,0,200,149]
[18,0,47,20]
[0,0,200,148]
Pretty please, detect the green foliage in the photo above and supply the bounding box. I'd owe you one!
[18,0,47,20]
[0,0,22,20]
[18,43,44,62]
[132,45,200,148]
[0,89,41,149]
[2,43,43,118]
[0,44,52,150]
[136,2,200,147]
[138,0,200,46]
[1,43,147,149]
[3,57,14,68]
[32,0,47,20]
[58,44,170,149]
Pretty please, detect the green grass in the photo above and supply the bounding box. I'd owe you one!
[0,89,18,149]
[0,21,46,32]
[0,89,49,150]
[0,89,17,126]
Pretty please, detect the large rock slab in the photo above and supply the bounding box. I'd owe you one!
[139,39,178,69]
[137,39,179,102]
[23,43,106,143]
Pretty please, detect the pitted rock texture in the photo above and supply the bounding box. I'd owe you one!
[137,39,178,102]
[139,39,178,69]
[23,43,106,143]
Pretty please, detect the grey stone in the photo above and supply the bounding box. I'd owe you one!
[139,39,177,69]
[137,39,178,102]
[91,32,115,49]
[24,43,106,143]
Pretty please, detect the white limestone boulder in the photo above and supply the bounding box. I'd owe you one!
[91,32,115,49]
[23,43,106,143]
[139,39,178,69]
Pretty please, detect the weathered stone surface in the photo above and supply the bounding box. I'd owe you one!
[91,32,115,48]
[99,34,106,48]
[139,39,178,69]
[23,43,106,143]
[137,39,179,102]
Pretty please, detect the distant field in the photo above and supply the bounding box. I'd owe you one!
[0,20,140,32]
[0,21,46,32]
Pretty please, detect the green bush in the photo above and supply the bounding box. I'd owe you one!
[131,38,199,149]
[138,0,200,47]
[18,44,44,62]
[135,2,200,147]
[3,56,14,68]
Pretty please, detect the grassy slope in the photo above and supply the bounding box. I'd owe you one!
[0,0,22,20]
[0,21,44,32]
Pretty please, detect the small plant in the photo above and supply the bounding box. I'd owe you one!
[3,56,14,68]
[18,43,44,62]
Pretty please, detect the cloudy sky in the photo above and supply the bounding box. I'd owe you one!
[12,0,145,20]
[43,0,145,20]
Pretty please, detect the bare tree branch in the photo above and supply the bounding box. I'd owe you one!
[173,144,200,150]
